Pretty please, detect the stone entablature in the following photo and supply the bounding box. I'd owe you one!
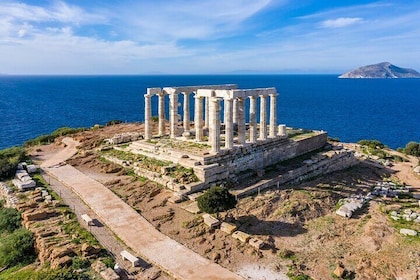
[143,84,283,155]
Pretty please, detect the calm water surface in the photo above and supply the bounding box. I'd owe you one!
[0,75,419,149]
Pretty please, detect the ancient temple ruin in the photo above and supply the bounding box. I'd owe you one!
[105,84,333,196]
[144,84,287,154]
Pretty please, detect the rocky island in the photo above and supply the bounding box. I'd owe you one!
[339,62,420,78]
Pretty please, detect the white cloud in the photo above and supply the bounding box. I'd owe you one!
[116,0,272,42]
[320,17,363,28]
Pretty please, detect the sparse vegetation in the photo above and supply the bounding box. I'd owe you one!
[106,119,123,126]
[24,127,86,147]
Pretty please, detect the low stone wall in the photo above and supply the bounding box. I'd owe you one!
[236,149,358,197]
[203,132,328,180]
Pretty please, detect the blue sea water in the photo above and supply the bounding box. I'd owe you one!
[0,75,419,150]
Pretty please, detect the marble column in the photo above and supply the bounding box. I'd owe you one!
[232,98,238,125]
[249,96,257,143]
[169,91,178,138]
[204,97,210,129]
[183,92,190,134]
[269,93,278,138]
[224,97,234,149]
[209,97,221,154]
[278,124,287,137]
[259,95,267,140]
[158,93,165,136]
[237,97,246,145]
[195,95,204,141]
[144,94,152,140]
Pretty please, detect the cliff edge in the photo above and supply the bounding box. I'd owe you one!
[339,62,420,78]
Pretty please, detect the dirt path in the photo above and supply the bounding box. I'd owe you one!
[40,138,243,280]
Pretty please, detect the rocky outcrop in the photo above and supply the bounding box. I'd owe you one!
[339,62,420,78]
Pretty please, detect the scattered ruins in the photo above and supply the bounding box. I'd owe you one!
[106,84,357,197]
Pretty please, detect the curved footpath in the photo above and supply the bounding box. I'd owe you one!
[40,138,242,280]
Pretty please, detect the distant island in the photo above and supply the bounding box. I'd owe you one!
[339,62,420,78]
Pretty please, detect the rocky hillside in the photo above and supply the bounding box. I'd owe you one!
[339,62,420,78]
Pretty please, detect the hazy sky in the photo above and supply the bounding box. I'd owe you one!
[1,0,419,74]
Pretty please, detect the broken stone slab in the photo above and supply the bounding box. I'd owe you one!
[182,202,201,214]
[232,231,251,243]
[400,228,418,236]
[248,237,265,249]
[168,193,186,203]
[202,214,220,229]
[220,222,237,234]
[336,206,352,218]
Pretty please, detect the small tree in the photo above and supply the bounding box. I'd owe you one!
[197,186,237,214]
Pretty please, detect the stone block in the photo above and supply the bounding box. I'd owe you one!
[220,222,237,234]
[248,237,265,249]
[23,210,48,221]
[400,228,417,236]
[202,214,220,228]
[232,231,250,243]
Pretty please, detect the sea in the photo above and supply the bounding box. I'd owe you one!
[0,75,419,150]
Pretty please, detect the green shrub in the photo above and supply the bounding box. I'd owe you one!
[402,141,420,157]
[197,186,237,214]
[358,139,384,149]
[71,256,90,270]
[106,120,123,126]
[101,256,115,268]
[0,146,26,179]
[0,207,21,233]
[0,228,35,267]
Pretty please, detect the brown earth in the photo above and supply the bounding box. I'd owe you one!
[33,124,420,280]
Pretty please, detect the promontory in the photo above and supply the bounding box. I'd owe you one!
[339,62,420,78]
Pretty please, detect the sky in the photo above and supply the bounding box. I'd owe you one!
[0,0,419,74]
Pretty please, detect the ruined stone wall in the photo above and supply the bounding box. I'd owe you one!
[203,132,327,178]
[237,149,359,197]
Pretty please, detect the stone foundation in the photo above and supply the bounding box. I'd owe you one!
[122,131,329,194]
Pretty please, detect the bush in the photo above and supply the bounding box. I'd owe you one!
[106,120,123,126]
[402,141,420,157]
[0,228,35,267]
[71,256,90,270]
[0,207,21,233]
[0,146,26,179]
[101,256,115,268]
[358,139,384,149]
[197,186,237,214]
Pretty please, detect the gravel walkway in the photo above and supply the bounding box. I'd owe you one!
[40,138,243,280]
